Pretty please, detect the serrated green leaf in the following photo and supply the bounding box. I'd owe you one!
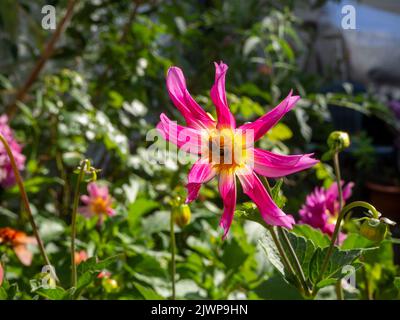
[292,224,331,248]
[35,287,69,300]
[259,232,286,277]
[282,230,316,279]
[78,255,119,275]
[309,247,362,288]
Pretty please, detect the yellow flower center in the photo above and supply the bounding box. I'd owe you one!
[207,128,249,173]
[90,197,108,215]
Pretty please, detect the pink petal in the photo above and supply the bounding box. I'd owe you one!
[237,168,295,229]
[342,182,354,201]
[239,91,299,141]
[80,195,91,205]
[156,113,204,154]
[252,148,319,178]
[106,207,116,217]
[87,182,100,198]
[186,159,216,203]
[167,67,216,130]
[210,62,236,129]
[78,206,94,218]
[218,171,237,239]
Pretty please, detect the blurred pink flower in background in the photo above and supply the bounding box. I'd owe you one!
[157,61,319,238]
[299,182,354,243]
[79,182,115,224]
[0,115,25,187]
[74,250,88,265]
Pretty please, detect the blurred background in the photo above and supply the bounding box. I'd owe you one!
[0,0,399,299]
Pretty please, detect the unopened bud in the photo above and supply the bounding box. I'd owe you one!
[327,131,350,152]
[360,218,387,243]
[173,204,191,228]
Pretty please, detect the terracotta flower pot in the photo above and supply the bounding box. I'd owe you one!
[366,181,400,221]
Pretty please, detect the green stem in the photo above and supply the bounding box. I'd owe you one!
[262,177,310,296]
[266,226,296,276]
[313,151,346,297]
[170,210,176,300]
[335,281,344,300]
[0,133,51,267]
[278,227,311,296]
[70,159,89,288]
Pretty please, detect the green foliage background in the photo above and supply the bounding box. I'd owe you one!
[0,0,399,300]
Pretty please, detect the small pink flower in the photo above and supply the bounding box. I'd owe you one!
[97,270,111,279]
[0,115,25,187]
[74,250,88,265]
[79,182,115,224]
[299,182,354,242]
[157,62,319,238]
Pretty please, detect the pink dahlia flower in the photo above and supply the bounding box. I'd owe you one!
[79,182,115,224]
[157,62,319,238]
[0,115,25,187]
[299,182,354,242]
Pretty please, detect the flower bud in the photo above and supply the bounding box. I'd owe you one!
[103,278,119,293]
[327,131,350,152]
[360,218,387,243]
[173,204,191,228]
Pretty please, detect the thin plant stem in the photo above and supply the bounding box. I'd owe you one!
[278,227,311,296]
[170,210,176,300]
[6,0,77,119]
[266,226,296,278]
[333,152,344,299]
[70,159,89,288]
[313,151,345,297]
[335,281,344,300]
[262,177,310,295]
[0,133,51,267]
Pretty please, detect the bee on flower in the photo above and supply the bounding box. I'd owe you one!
[78,182,115,225]
[0,227,37,266]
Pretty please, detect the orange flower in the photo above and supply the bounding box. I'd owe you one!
[74,250,88,265]
[0,227,37,266]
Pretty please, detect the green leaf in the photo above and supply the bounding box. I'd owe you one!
[132,282,163,300]
[74,272,95,298]
[282,230,316,279]
[0,287,7,300]
[35,287,69,300]
[221,238,249,270]
[394,277,400,290]
[292,225,331,248]
[77,255,119,275]
[309,247,363,288]
[267,123,293,142]
[253,276,304,300]
[259,232,286,277]
[270,179,286,209]
[341,233,376,250]
[128,198,159,231]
